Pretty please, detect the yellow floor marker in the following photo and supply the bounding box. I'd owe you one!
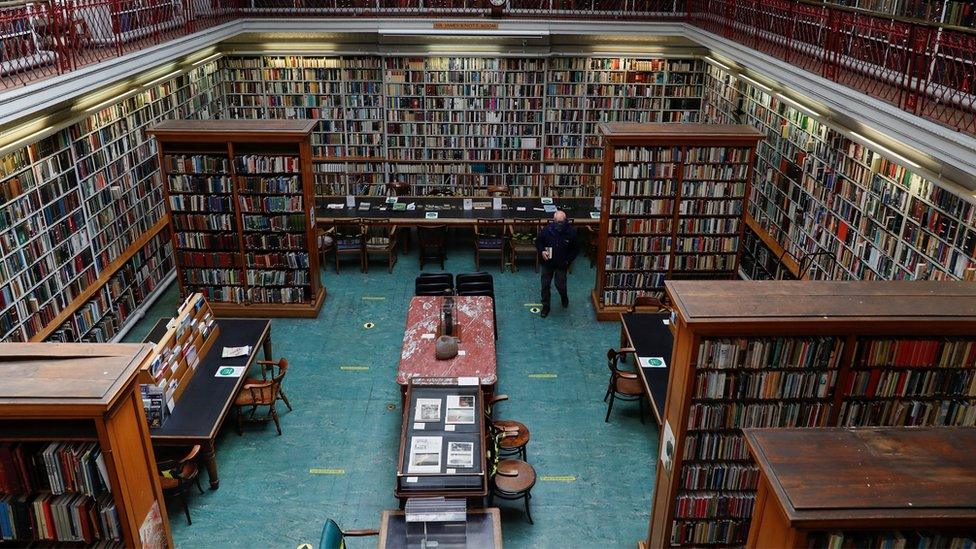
[309,468,345,475]
[541,475,577,482]
[340,365,369,371]
[528,373,557,379]
[362,296,386,301]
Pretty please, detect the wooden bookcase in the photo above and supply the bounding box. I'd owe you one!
[0,343,172,547]
[149,120,325,318]
[743,427,976,549]
[591,123,765,320]
[646,280,976,548]
[136,293,219,426]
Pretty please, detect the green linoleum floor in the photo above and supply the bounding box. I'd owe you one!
[126,244,659,548]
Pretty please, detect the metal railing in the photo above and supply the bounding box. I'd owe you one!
[1,0,974,137]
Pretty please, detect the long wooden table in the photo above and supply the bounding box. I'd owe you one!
[317,197,600,226]
[619,312,673,425]
[398,296,496,391]
[144,317,272,489]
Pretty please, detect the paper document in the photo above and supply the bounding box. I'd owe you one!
[222,346,251,358]
[408,436,443,473]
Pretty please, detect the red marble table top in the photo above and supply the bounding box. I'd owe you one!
[397,296,497,385]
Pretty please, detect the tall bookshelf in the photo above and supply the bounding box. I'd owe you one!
[0,59,221,343]
[149,119,325,318]
[0,343,172,547]
[216,54,705,199]
[646,280,976,548]
[700,62,976,283]
[591,123,764,320]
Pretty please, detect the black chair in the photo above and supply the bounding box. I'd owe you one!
[333,219,365,273]
[416,272,454,288]
[456,272,493,288]
[418,225,447,270]
[474,218,507,272]
[415,282,454,296]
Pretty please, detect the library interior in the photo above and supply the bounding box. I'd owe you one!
[1,0,976,547]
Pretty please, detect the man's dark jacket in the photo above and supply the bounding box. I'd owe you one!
[535,221,579,269]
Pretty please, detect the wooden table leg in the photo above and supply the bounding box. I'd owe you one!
[203,440,220,490]
[263,334,273,361]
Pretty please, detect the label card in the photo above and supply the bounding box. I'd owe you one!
[590,211,600,219]
[541,197,554,205]
[215,366,246,378]
[425,212,439,219]
[639,356,668,369]
[463,198,473,210]
[346,195,355,207]
[457,376,479,386]
[492,197,502,210]
[594,196,601,209]
[413,423,425,430]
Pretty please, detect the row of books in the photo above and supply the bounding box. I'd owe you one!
[0,442,110,497]
[0,492,121,544]
[838,398,976,426]
[694,370,838,400]
[687,401,834,430]
[695,337,846,371]
[679,463,759,491]
[810,530,976,549]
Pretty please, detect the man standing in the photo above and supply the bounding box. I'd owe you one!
[535,210,579,318]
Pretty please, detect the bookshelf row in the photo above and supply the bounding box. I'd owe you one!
[648,281,976,548]
[150,120,325,317]
[219,54,704,197]
[701,62,976,283]
[592,123,763,319]
[0,58,221,343]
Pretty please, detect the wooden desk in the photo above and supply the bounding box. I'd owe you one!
[317,197,600,226]
[395,380,487,503]
[618,312,673,425]
[144,317,272,489]
[377,508,503,548]
[744,427,976,548]
[398,296,496,389]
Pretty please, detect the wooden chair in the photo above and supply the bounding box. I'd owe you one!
[508,218,541,272]
[363,219,398,274]
[489,456,536,524]
[486,394,530,461]
[629,295,669,313]
[418,225,447,269]
[474,218,506,272]
[604,348,645,424]
[333,219,365,273]
[487,184,510,197]
[235,359,289,436]
[157,445,203,525]
[319,518,378,549]
[247,358,293,412]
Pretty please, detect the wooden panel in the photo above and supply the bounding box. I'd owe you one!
[744,427,976,526]
[601,123,766,139]
[149,119,317,137]
[747,476,800,549]
[0,343,151,406]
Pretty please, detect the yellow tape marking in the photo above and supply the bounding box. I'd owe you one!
[528,373,557,379]
[362,296,387,301]
[523,303,543,307]
[340,365,370,371]
[309,468,346,475]
[541,475,577,482]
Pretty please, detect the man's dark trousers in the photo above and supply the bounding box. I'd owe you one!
[541,264,568,312]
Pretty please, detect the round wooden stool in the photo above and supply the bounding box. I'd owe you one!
[493,419,530,461]
[490,459,537,524]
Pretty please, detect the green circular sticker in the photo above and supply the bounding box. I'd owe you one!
[648,357,664,367]
[219,367,235,376]
[363,322,375,329]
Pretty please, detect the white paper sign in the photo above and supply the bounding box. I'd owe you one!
[661,420,676,474]
[492,197,502,210]
[346,195,355,207]
[463,198,473,210]
[421,333,436,340]
[594,196,601,209]
[215,366,246,378]
[639,356,668,369]
[457,377,479,386]
[590,211,600,219]
[425,212,439,219]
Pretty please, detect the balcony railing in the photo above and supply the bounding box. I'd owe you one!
[0,0,974,137]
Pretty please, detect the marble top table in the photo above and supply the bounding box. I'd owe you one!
[397,296,497,387]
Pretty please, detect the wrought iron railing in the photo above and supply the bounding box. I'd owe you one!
[1,0,974,137]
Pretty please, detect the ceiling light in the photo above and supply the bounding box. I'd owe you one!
[851,131,920,168]
[776,93,819,116]
[740,74,771,91]
[142,70,182,88]
[85,92,128,113]
[3,127,48,149]
[192,53,221,66]
[379,29,549,38]
[705,56,731,71]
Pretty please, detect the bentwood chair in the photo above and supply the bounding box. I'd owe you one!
[604,347,645,424]
[157,445,203,525]
[508,218,542,272]
[488,446,536,524]
[474,219,507,272]
[629,295,669,313]
[364,218,398,274]
[485,394,530,461]
[319,518,378,549]
[235,359,289,436]
[333,218,366,273]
